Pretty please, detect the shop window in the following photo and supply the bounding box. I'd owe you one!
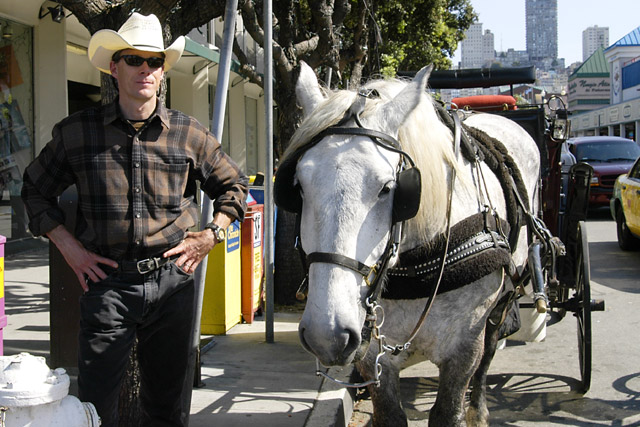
[0,18,33,240]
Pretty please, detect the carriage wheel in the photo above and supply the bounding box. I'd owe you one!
[575,220,592,393]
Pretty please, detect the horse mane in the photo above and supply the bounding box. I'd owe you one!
[284,76,460,242]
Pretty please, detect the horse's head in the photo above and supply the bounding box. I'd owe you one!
[275,62,438,366]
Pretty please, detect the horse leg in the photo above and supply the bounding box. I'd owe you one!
[467,320,500,427]
[356,355,407,427]
[430,339,484,426]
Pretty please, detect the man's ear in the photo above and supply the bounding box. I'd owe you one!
[109,61,118,78]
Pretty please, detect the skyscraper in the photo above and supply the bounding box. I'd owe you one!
[525,0,558,63]
[582,26,609,61]
[461,23,495,68]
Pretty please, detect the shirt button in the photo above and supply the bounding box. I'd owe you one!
[134,162,141,168]
[135,212,141,218]
[134,187,141,193]
[135,240,141,245]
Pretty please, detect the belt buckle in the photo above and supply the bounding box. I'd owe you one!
[136,258,158,274]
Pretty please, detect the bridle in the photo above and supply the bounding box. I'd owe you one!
[288,89,461,387]
[294,89,419,313]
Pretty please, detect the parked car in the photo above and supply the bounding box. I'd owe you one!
[610,156,640,250]
[566,136,640,207]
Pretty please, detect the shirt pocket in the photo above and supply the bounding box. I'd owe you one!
[151,162,189,208]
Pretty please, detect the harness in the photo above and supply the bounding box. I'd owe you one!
[274,89,533,387]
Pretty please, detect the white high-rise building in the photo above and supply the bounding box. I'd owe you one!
[582,25,609,61]
[461,23,495,68]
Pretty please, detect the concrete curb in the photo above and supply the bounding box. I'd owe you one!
[304,366,356,427]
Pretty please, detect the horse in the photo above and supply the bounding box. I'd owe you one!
[274,62,541,426]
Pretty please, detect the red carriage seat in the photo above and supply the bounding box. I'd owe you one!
[451,95,517,111]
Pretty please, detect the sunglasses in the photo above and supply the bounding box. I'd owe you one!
[117,55,165,68]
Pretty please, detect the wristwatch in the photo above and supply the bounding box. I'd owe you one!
[204,222,226,243]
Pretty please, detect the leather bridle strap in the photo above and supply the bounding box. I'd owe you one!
[307,252,374,279]
[318,127,417,168]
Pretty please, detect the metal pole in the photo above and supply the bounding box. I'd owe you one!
[264,0,275,343]
[183,0,238,422]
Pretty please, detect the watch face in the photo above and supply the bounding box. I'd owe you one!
[216,228,225,241]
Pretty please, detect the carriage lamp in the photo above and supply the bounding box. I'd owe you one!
[551,110,570,141]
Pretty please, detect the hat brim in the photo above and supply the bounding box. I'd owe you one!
[88,30,185,75]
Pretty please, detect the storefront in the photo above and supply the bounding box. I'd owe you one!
[0,17,33,240]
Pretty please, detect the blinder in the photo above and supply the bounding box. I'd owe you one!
[274,99,422,224]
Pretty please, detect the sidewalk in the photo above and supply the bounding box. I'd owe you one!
[1,241,353,427]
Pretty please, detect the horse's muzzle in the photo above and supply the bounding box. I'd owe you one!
[298,322,362,366]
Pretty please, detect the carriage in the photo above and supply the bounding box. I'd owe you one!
[274,63,605,426]
[427,65,606,393]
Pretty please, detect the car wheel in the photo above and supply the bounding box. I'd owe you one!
[616,207,640,251]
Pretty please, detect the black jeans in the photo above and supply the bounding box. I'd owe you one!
[78,262,195,427]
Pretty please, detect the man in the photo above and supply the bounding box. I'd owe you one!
[21,13,248,426]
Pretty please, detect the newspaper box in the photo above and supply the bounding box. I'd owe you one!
[241,205,263,323]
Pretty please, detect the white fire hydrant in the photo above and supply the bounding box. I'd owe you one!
[0,353,100,426]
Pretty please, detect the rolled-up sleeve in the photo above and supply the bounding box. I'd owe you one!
[195,131,249,222]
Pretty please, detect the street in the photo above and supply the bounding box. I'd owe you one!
[350,210,640,426]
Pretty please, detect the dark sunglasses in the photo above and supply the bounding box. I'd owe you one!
[117,55,165,68]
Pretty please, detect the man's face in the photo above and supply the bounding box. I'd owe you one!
[110,49,165,102]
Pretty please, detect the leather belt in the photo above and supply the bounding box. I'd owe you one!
[119,255,180,274]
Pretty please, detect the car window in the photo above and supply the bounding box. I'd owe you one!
[574,140,640,163]
[630,160,640,180]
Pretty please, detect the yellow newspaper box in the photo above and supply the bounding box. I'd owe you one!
[201,221,242,334]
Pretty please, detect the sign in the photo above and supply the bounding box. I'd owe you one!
[568,77,610,100]
[252,212,262,248]
[226,221,240,253]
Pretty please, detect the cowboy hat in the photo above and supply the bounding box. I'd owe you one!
[88,12,185,74]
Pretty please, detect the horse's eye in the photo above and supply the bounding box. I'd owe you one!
[379,182,393,197]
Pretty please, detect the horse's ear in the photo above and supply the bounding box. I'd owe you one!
[379,64,433,132]
[296,62,325,117]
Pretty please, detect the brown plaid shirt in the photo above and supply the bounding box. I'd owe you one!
[22,99,248,260]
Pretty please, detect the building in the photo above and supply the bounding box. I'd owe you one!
[0,4,265,244]
[461,23,495,69]
[525,0,558,64]
[582,25,609,62]
[570,26,640,140]
[567,47,610,113]
[494,49,530,68]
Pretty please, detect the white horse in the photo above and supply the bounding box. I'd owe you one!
[275,62,540,426]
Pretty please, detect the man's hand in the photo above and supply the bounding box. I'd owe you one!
[47,225,118,292]
[164,211,234,274]
[164,229,218,274]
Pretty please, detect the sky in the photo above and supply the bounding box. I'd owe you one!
[452,0,640,66]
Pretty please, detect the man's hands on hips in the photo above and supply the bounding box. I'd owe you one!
[47,225,118,292]
[164,212,234,274]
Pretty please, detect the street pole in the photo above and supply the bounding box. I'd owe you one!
[264,0,275,344]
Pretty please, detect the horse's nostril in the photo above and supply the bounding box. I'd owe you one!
[343,327,361,360]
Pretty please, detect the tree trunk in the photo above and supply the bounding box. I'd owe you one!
[118,343,141,426]
[272,79,307,305]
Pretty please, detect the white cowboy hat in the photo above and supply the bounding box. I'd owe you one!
[88,12,185,74]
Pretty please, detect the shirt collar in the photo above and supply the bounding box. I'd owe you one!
[103,97,171,129]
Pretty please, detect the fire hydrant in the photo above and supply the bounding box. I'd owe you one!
[0,353,100,426]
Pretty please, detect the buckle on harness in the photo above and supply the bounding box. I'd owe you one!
[364,265,378,287]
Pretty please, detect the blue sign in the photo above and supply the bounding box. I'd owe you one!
[226,221,241,253]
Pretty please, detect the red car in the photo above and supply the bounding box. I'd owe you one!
[566,136,640,207]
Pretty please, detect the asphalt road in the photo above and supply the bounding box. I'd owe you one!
[349,208,640,426]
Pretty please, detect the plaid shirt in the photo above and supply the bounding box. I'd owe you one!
[22,100,248,260]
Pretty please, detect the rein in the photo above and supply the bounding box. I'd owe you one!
[304,92,462,388]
